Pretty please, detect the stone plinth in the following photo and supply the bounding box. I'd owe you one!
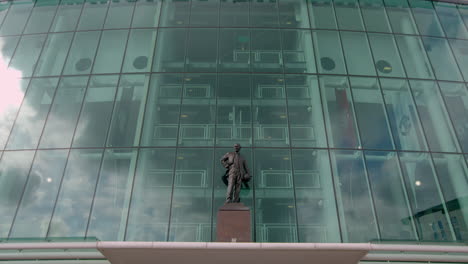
[216,203,251,242]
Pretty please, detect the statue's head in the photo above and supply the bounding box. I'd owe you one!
[234,143,241,152]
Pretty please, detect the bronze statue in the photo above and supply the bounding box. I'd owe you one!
[220,144,251,203]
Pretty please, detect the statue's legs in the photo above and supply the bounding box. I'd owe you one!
[232,176,242,203]
[225,170,241,203]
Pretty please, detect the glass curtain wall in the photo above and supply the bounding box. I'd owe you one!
[0,0,467,243]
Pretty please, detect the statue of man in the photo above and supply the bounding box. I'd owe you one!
[220,143,251,203]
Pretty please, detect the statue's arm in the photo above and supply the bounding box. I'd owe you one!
[243,159,251,176]
[220,153,230,168]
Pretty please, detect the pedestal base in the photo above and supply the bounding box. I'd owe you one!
[216,203,251,242]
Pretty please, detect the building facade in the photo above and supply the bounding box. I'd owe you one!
[0,0,467,247]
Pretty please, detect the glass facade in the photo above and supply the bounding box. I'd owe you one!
[0,0,467,243]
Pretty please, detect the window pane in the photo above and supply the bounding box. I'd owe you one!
[0,35,20,66]
[63,31,100,75]
[410,0,445,37]
[126,148,176,241]
[0,2,10,27]
[334,0,365,31]
[422,37,462,82]
[77,0,108,30]
[449,39,468,81]
[34,32,74,77]
[340,31,375,76]
[93,30,128,74]
[141,74,183,147]
[409,80,460,153]
[24,0,60,34]
[368,34,405,78]
[218,29,250,72]
[186,29,217,72]
[107,74,149,147]
[384,0,419,34]
[350,77,394,150]
[435,2,468,40]
[251,29,283,73]
[438,82,468,153]
[48,149,103,237]
[395,35,434,79]
[308,0,337,29]
[178,74,216,147]
[169,148,213,242]
[190,0,218,26]
[220,0,249,27]
[253,75,289,147]
[250,0,279,27]
[73,75,119,148]
[10,149,68,238]
[153,28,187,72]
[87,148,137,241]
[320,76,360,149]
[0,0,34,36]
[313,31,347,74]
[9,34,46,77]
[132,0,161,28]
[282,29,316,74]
[285,75,327,148]
[380,78,428,151]
[159,0,190,27]
[279,0,308,28]
[0,150,35,237]
[6,78,59,150]
[330,150,378,242]
[104,0,134,29]
[293,149,340,242]
[254,148,297,242]
[50,0,84,32]
[359,0,391,33]
[123,29,157,73]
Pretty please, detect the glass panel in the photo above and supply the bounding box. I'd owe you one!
[10,149,68,238]
[0,1,10,27]
[178,74,216,147]
[107,74,149,147]
[8,34,46,77]
[73,75,119,148]
[282,29,316,74]
[384,0,419,34]
[251,29,283,73]
[77,0,108,30]
[340,32,375,76]
[368,33,405,78]
[169,148,213,242]
[0,79,29,150]
[285,75,326,148]
[395,35,434,79]
[320,76,360,149]
[0,0,34,36]
[432,153,468,241]
[126,148,176,241]
[140,74,183,147]
[216,74,252,147]
[122,29,157,73]
[254,148,297,242]
[104,0,134,29]
[87,148,137,241]
[63,31,100,75]
[334,0,365,31]
[460,4,468,28]
[330,150,379,242]
[422,37,462,82]
[350,77,394,150]
[279,0,308,28]
[23,0,60,34]
[50,0,84,32]
[190,0,218,26]
[48,149,103,237]
[308,0,337,29]
[252,75,289,147]
[6,78,59,150]
[449,39,468,81]
[410,0,445,37]
[34,32,74,77]
[0,151,35,237]
[359,0,391,33]
[132,0,162,27]
[292,149,340,242]
[365,151,416,240]
[159,0,190,27]
[313,31,347,75]
[399,152,454,241]
[186,29,217,72]
[0,35,19,66]
[250,0,279,27]
[218,28,250,72]
[39,76,87,149]
[93,30,128,74]
[380,78,428,151]
[435,2,468,40]
[152,28,187,72]
[438,82,468,153]
[409,80,460,153]
[220,0,249,27]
